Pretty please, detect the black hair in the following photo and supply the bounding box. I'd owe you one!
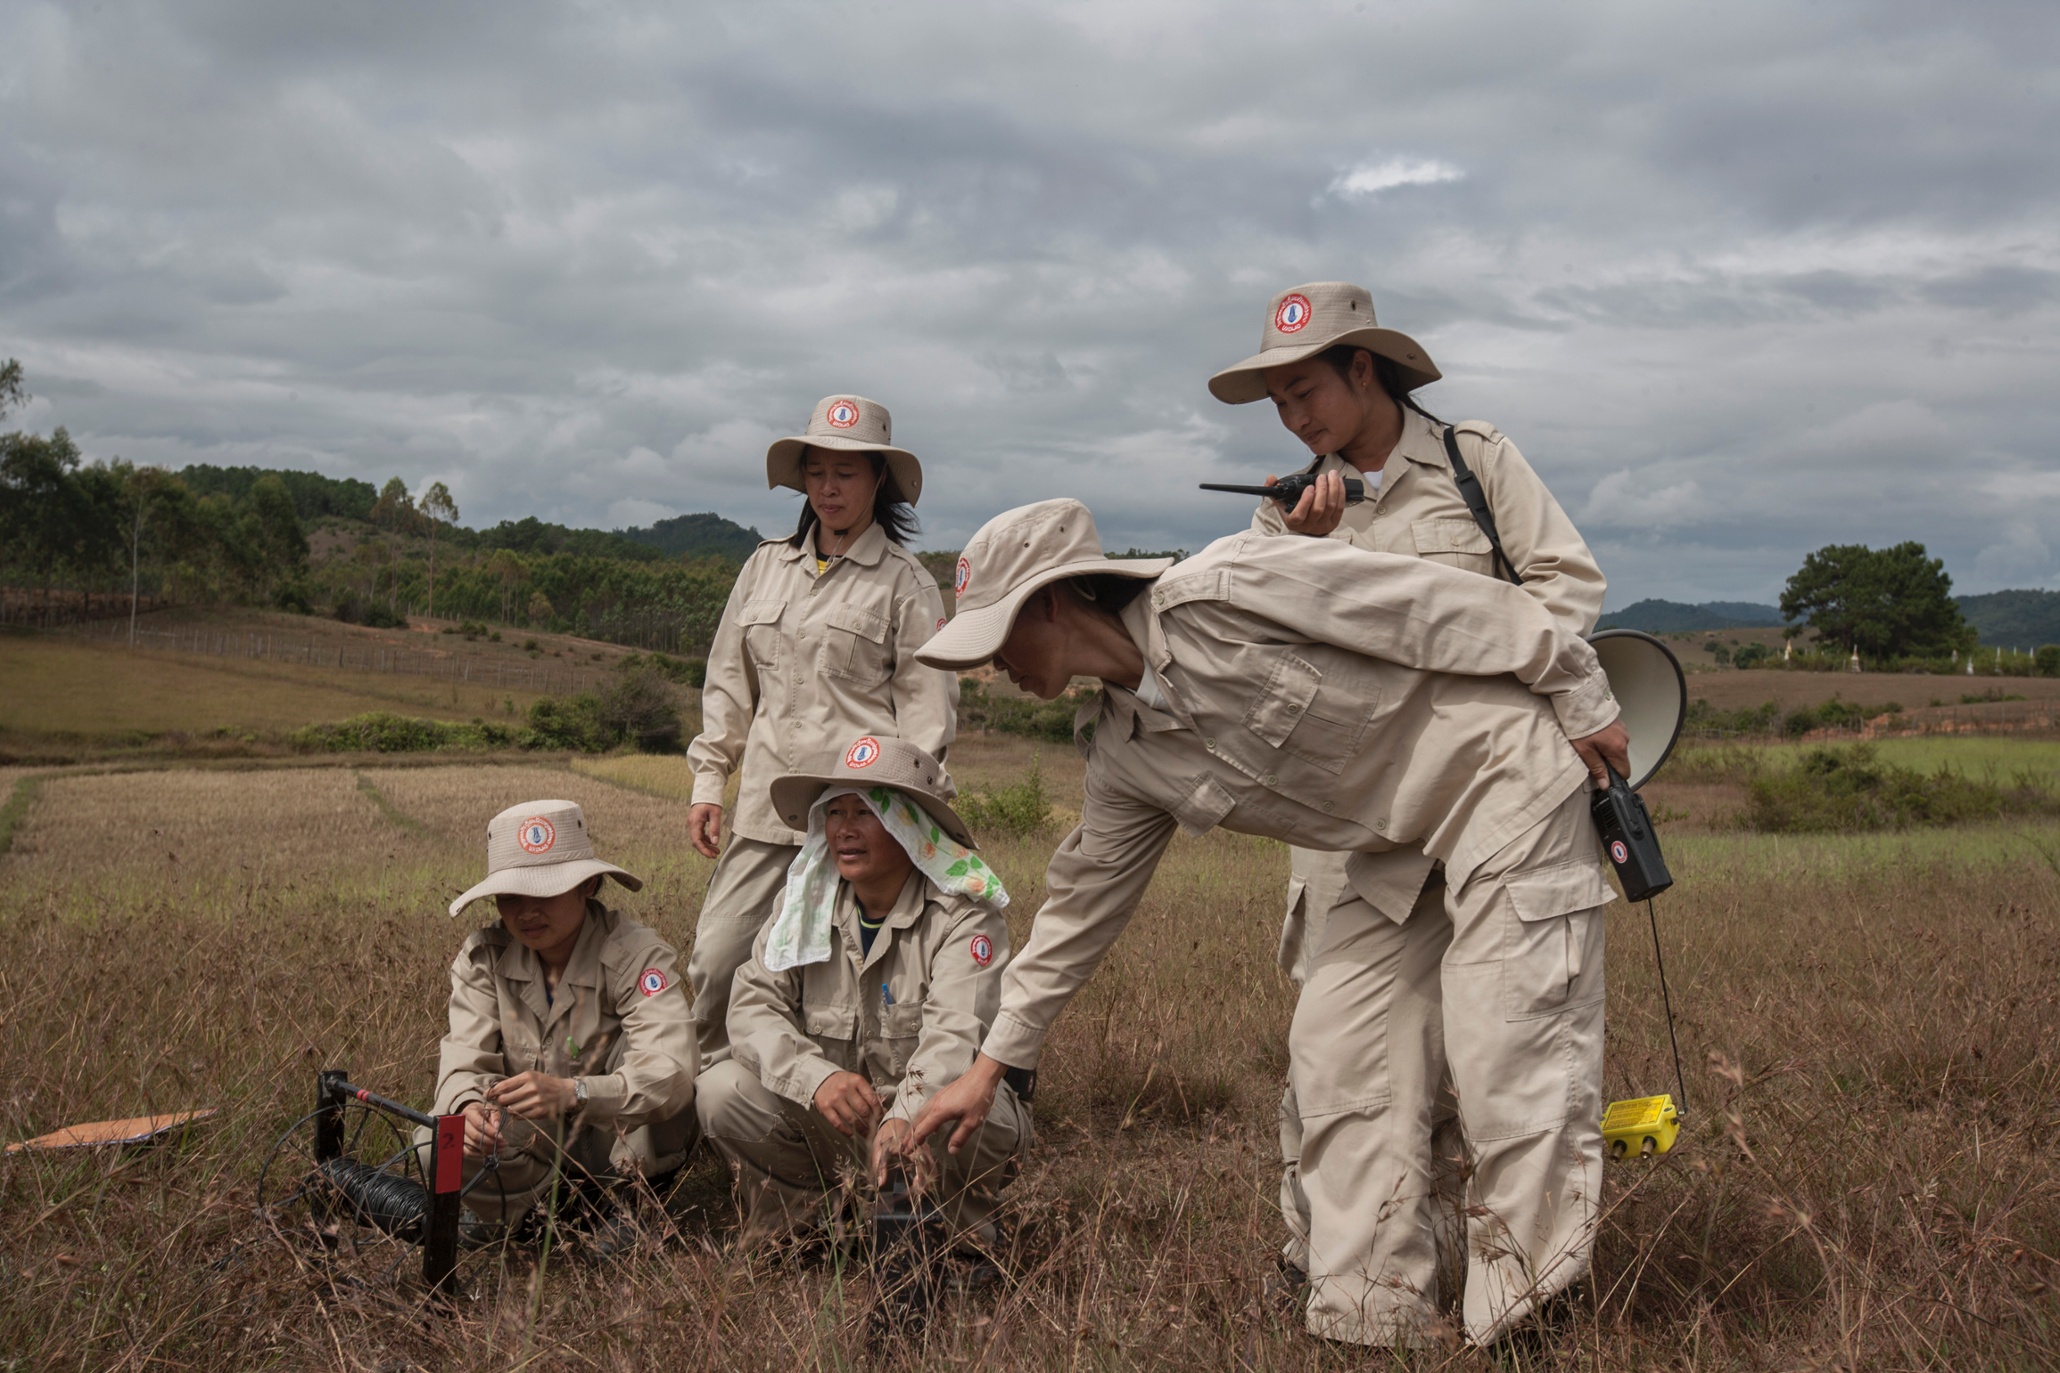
[787,451,920,549]
[1062,572,1149,614]
[1319,344,1446,427]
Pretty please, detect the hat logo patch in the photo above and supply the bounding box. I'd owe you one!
[845,736,882,769]
[639,967,669,996]
[954,556,971,596]
[936,616,947,632]
[969,933,994,967]
[1274,293,1313,334]
[825,399,860,429]
[517,817,557,854]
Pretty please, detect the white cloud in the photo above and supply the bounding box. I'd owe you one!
[1327,158,1465,201]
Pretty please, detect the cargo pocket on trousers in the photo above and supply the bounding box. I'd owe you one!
[1170,773,1238,836]
[1500,860,1613,1021]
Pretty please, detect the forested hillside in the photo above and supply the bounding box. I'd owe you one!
[1,362,764,652]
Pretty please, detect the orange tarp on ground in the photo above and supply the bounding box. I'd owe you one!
[5,1110,215,1154]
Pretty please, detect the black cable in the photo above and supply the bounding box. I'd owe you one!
[1646,897,1688,1116]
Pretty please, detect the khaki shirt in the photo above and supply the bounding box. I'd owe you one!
[981,533,1619,1068]
[434,903,698,1130]
[1249,408,1605,634]
[1251,408,1606,959]
[689,523,958,845]
[729,871,1011,1127]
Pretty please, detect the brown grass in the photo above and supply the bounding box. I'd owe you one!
[1685,667,2060,713]
[2,740,2057,1369]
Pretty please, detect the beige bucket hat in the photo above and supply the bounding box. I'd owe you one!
[768,735,975,848]
[765,394,923,505]
[1207,281,1441,404]
[447,799,643,917]
[914,498,1172,672]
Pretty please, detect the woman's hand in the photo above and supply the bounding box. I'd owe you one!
[871,1117,938,1191]
[1571,720,1633,788]
[688,803,725,860]
[812,1071,883,1138]
[460,1101,503,1160]
[1271,469,1349,537]
[909,1053,1007,1155]
[485,1071,579,1122]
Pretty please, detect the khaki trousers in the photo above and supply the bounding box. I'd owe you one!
[696,1060,1027,1243]
[688,837,801,1065]
[1291,788,1608,1347]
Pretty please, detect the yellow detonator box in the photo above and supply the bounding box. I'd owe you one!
[1603,1095,1680,1160]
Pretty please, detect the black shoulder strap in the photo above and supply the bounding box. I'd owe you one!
[1441,425,1522,585]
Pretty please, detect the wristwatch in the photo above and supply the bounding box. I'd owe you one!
[572,1078,589,1109]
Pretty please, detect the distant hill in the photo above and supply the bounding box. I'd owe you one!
[1597,599,1783,633]
[1957,589,2060,647]
[618,512,765,562]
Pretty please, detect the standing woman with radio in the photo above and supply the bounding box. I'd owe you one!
[1207,282,1607,1341]
[684,395,957,1065]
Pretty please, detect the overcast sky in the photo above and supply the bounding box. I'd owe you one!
[3,1,2056,606]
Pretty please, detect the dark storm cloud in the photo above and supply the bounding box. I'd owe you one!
[2,0,2057,602]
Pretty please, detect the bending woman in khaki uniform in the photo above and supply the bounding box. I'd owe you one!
[433,800,698,1251]
[1209,282,1605,1303]
[906,499,1628,1350]
[686,396,957,1065]
[697,736,1026,1244]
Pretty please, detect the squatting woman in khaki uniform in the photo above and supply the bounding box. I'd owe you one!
[1209,282,1605,1300]
[906,499,1629,1350]
[685,396,957,1064]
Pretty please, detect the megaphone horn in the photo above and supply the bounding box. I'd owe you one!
[1585,629,1687,791]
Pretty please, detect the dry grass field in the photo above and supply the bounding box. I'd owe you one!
[2,737,2057,1370]
[1684,667,2060,714]
[0,634,546,759]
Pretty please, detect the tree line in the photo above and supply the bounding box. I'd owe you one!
[0,362,740,653]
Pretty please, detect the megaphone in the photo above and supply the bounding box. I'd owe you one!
[1586,628,1686,790]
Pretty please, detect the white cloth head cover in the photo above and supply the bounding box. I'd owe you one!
[761,784,1009,973]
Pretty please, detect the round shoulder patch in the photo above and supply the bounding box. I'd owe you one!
[517,816,556,854]
[639,967,669,996]
[845,736,882,769]
[826,398,861,429]
[968,933,994,967]
[954,555,971,596]
[935,615,947,633]
[1274,292,1313,335]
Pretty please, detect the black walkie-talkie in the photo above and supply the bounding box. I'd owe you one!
[1592,764,1672,901]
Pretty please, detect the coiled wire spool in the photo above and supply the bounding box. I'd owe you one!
[317,1155,430,1241]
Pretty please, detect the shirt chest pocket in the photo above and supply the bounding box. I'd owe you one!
[1242,652,1374,776]
[1411,516,1498,577]
[737,599,786,670]
[820,604,892,685]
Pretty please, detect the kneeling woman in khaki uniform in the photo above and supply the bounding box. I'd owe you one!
[1209,282,1606,1296]
[697,736,1026,1244]
[908,500,1627,1349]
[433,800,698,1241]
[685,396,957,1066]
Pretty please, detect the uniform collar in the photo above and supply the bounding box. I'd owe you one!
[1091,592,1192,741]
[777,519,891,570]
[838,870,931,971]
[494,901,613,1026]
[1318,407,1446,477]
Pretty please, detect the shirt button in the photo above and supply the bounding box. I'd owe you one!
[1263,773,1278,786]
[1287,703,1302,714]
[1374,818,1387,832]
[1321,800,1335,813]
[1204,737,1217,751]
[793,673,804,685]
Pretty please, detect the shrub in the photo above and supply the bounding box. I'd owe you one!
[1745,745,2060,833]
[1684,699,1781,736]
[955,757,1054,838]
[290,713,520,752]
[2037,645,2060,678]
[1733,642,1773,669]
[958,677,1082,744]
[523,693,616,752]
[596,667,684,753]
[618,651,706,688]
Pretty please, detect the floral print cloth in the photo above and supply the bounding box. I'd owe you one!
[762,785,1009,972]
